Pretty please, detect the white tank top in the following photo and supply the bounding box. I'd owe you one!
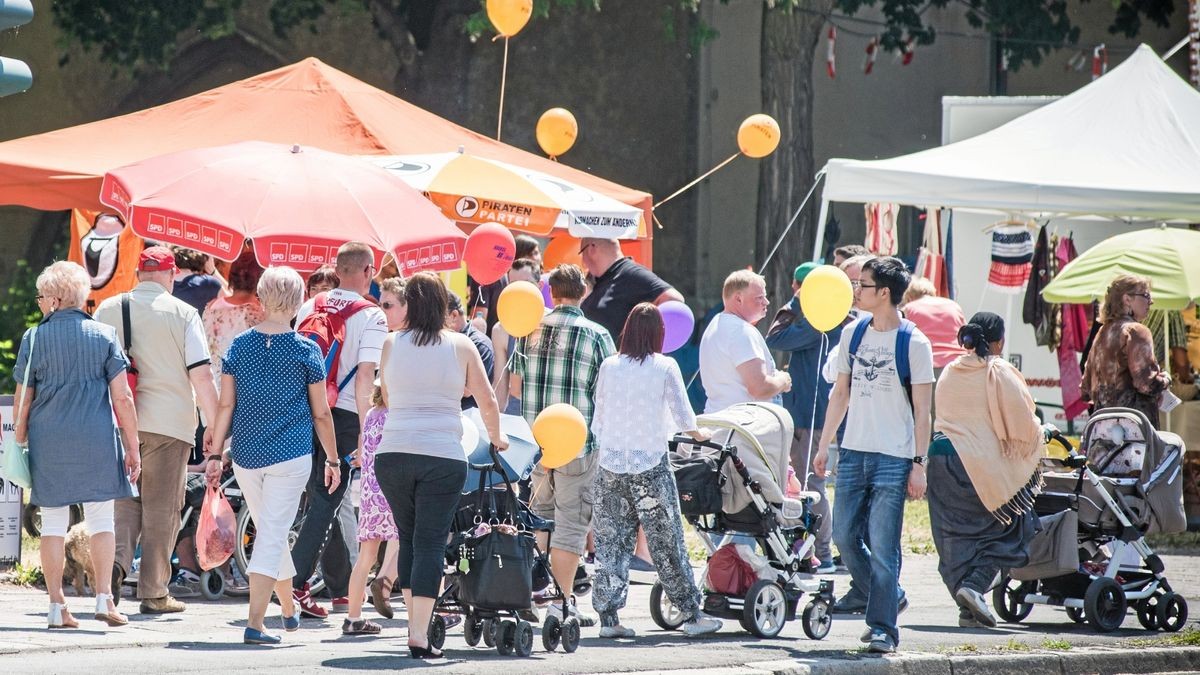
[376,330,467,462]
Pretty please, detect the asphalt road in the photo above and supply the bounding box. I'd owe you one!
[1,554,1196,674]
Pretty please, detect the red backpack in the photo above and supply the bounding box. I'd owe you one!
[296,292,375,405]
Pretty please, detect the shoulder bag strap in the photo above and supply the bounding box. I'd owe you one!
[15,326,37,420]
[120,293,133,353]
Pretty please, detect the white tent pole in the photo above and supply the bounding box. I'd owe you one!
[812,196,830,262]
[1003,293,1013,360]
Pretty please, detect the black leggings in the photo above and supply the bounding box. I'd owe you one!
[375,453,467,598]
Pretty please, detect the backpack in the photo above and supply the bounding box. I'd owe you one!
[846,315,915,411]
[296,292,375,405]
[120,293,139,402]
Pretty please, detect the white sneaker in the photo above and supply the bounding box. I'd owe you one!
[955,587,997,628]
[598,624,636,638]
[549,598,597,628]
[682,616,722,637]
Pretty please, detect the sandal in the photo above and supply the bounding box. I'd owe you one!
[342,618,382,635]
[369,576,394,620]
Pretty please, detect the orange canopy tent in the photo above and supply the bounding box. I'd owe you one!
[0,57,653,262]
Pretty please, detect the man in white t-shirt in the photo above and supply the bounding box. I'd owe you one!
[814,256,933,654]
[699,270,791,413]
[290,242,389,619]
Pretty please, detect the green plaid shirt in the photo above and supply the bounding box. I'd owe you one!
[511,305,616,455]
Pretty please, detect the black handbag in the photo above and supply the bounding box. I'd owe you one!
[672,453,725,516]
[457,448,537,610]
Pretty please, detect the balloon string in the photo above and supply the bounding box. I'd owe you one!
[801,332,829,493]
[653,152,740,210]
[497,37,510,141]
[757,170,826,274]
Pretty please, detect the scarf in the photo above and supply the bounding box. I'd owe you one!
[934,354,1044,523]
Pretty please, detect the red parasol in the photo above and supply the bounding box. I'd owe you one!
[99,141,465,274]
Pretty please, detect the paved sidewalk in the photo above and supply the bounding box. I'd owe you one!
[0,554,1196,674]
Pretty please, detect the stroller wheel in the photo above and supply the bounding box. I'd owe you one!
[497,620,516,655]
[542,613,562,652]
[649,582,687,630]
[992,576,1034,623]
[199,570,225,601]
[742,580,787,639]
[561,616,581,653]
[513,620,534,657]
[801,599,832,640]
[1066,606,1086,624]
[572,581,592,597]
[429,614,447,650]
[1156,592,1188,632]
[481,618,498,648]
[464,615,484,646]
[1136,596,1161,630]
[1083,577,1127,633]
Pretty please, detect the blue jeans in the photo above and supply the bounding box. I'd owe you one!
[832,449,910,645]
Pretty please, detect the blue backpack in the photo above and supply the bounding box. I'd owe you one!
[847,315,916,410]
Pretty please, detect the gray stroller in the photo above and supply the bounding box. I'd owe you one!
[993,408,1189,633]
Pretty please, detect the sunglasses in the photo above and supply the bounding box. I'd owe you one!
[578,243,595,255]
[1130,292,1152,301]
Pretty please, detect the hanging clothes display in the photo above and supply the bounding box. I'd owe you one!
[986,223,1035,292]
[1022,225,1061,349]
[864,202,899,255]
[913,207,950,297]
[1055,234,1090,419]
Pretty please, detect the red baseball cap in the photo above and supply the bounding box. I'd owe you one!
[138,246,177,272]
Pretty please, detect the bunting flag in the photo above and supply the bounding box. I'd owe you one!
[901,37,916,66]
[826,26,837,78]
[1092,44,1108,80]
[1066,50,1088,72]
[864,36,879,75]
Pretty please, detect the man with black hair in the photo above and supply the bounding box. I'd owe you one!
[814,256,933,654]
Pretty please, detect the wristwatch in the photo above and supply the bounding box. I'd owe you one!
[911,455,926,466]
[325,458,340,469]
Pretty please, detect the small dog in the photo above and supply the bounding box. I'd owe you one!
[63,523,93,596]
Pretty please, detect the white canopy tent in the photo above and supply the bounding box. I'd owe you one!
[813,44,1200,259]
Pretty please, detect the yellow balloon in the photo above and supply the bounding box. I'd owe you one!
[533,403,588,469]
[487,0,533,37]
[536,108,578,157]
[798,265,853,332]
[497,280,544,338]
[737,113,781,158]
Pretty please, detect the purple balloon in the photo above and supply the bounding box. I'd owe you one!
[540,274,554,308]
[659,301,695,353]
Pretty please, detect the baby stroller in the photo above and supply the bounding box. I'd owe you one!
[994,408,1189,633]
[431,446,580,657]
[654,402,835,640]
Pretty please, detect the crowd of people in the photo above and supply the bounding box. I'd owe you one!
[9,233,1177,655]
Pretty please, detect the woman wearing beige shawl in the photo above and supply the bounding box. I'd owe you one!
[929,312,1047,629]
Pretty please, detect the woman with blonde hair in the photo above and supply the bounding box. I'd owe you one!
[13,261,140,628]
[1081,274,1170,426]
[205,266,340,645]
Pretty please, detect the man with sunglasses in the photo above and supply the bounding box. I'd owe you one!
[579,238,682,344]
[291,242,389,618]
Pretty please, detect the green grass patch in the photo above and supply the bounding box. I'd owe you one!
[1041,638,1072,650]
[937,643,979,654]
[996,638,1032,652]
[1146,531,1200,555]
[1127,627,1200,648]
[9,561,44,586]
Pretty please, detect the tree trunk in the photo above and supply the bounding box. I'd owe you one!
[756,4,831,306]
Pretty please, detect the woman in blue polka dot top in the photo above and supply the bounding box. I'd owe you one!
[205,266,340,645]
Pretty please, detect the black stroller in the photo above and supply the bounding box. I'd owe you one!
[430,447,580,657]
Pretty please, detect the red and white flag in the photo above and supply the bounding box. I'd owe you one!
[826,26,837,78]
[864,36,879,75]
[1091,44,1108,80]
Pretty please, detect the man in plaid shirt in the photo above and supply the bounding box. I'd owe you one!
[510,264,615,626]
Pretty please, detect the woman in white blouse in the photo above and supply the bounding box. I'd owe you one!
[590,303,721,639]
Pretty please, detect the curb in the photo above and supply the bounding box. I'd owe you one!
[733,646,1200,675]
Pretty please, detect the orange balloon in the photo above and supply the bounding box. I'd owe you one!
[487,0,533,37]
[542,235,584,270]
[536,108,578,157]
[533,403,588,469]
[737,113,781,158]
[496,280,544,338]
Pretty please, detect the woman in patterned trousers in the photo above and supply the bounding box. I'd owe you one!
[589,303,722,639]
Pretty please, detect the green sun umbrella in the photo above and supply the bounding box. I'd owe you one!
[1042,225,1200,311]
